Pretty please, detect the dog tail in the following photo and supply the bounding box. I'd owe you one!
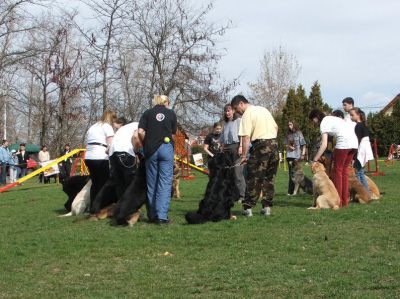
[58,212,73,217]
[185,212,207,224]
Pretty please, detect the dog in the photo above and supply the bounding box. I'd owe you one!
[62,175,90,212]
[60,179,92,217]
[348,167,381,203]
[171,160,181,199]
[291,160,313,195]
[185,151,239,224]
[113,159,147,226]
[309,162,340,210]
[348,167,371,204]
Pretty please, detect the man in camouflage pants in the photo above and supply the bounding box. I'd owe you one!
[231,95,279,217]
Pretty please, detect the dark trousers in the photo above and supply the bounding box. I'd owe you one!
[242,139,279,209]
[0,163,7,184]
[85,159,110,210]
[286,158,296,194]
[91,153,136,214]
[60,162,72,181]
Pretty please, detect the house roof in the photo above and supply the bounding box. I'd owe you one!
[381,94,400,115]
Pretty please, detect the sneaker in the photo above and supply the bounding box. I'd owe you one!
[261,206,271,216]
[237,197,244,204]
[242,208,253,217]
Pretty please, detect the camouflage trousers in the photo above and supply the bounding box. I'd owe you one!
[242,139,279,209]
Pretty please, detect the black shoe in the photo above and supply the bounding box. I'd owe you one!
[156,219,170,225]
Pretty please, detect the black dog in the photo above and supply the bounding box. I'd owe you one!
[62,175,90,211]
[185,151,239,224]
[113,159,147,226]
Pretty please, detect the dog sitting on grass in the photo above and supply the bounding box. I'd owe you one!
[291,160,313,195]
[62,175,90,212]
[171,160,181,199]
[185,151,239,224]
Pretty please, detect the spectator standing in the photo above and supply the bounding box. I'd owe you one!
[38,145,50,183]
[59,144,72,181]
[0,140,12,185]
[284,121,306,195]
[9,150,18,183]
[350,107,374,192]
[220,104,246,201]
[231,95,279,217]
[309,109,355,207]
[16,143,30,179]
[203,122,222,162]
[138,95,177,224]
[85,110,117,211]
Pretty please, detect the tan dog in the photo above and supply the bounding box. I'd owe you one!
[348,167,371,204]
[366,175,380,200]
[172,161,181,199]
[309,162,340,210]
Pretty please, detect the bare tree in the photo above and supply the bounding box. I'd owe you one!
[248,46,301,115]
[124,0,236,131]
[78,0,129,112]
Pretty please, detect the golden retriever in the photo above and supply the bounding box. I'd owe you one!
[172,161,181,199]
[309,162,340,210]
[348,167,371,204]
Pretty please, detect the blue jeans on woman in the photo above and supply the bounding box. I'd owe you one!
[145,143,174,221]
[353,159,369,192]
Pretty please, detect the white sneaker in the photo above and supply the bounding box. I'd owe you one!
[261,206,271,216]
[242,208,253,217]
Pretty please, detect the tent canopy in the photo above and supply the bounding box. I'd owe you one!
[9,143,40,153]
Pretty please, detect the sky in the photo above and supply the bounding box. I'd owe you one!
[203,0,400,113]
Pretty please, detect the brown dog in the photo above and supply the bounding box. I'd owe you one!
[366,175,380,200]
[309,162,340,210]
[172,161,181,199]
[348,167,371,204]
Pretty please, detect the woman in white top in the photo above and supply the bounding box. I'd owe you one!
[309,109,356,207]
[85,109,117,212]
[38,145,50,183]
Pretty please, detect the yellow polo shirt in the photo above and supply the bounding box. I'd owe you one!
[238,105,278,141]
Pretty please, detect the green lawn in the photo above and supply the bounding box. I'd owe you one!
[0,162,399,298]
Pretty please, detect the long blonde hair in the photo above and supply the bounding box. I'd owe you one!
[100,109,117,125]
[153,95,169,106]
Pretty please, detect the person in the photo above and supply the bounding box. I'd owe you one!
[203,122,222,172]
[0,140,12,185]
[16,143,30,179]
[85,109,117,210]
[38,145,50,183]
[342,97,359,152]
[9,150,18,183]
[349,107,374,192]
[231,95,279,217]
[284,121,306,195]
[59,144,72,182]
[309,109,355,207]
[91,117,141,214]
[138,95,177,224]
[220,104,246,201]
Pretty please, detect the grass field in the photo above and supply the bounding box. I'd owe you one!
[0,162,399,298]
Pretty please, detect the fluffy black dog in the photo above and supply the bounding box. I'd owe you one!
[113,159,147,225]
[62,175,90,211]
[185,151,239,224]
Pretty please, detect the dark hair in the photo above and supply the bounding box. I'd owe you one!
[65,143,70,147]
[223,104,238,122]
[342,97,354,106]
[41,145,47,150]
[115,117,127,126]
[332,110,344,119]
[308,109,326,123]
[20,143,26,146]
[213,122,222,129]
[286,120,299,134]
[350,107,368,127]
[1,139,7,145]
[230,95,249,107]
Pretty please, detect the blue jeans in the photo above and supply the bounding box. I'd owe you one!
[145,143,174,221]
[0,163,7,184]
[354,159,369,192]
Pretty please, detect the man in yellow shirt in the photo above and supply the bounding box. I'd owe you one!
[231,95,279,217]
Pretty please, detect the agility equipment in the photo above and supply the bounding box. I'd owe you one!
[0,148,87,193]
[174,124,196,180]
[175,156,208,175]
